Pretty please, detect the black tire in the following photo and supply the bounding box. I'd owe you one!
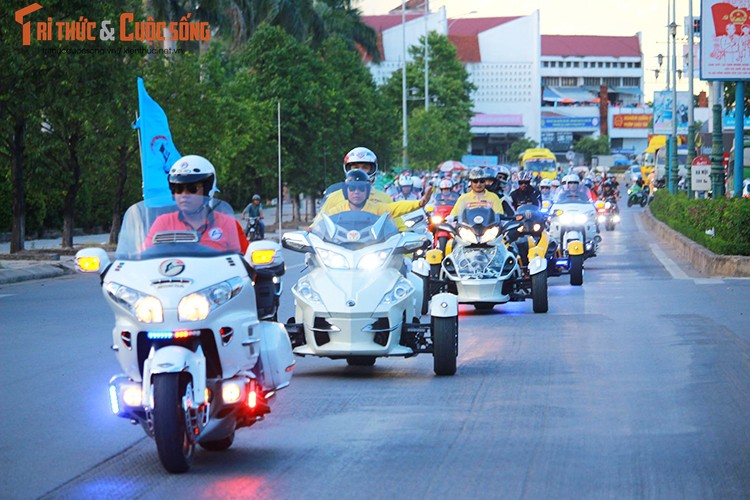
[346,356,376,366]
[569,255,584,286]
[474,302,495,311]
[437,236,448,254]
[627,197,634,207]
[199,431,235,451]
[433,316,458,376]
[640,196,648,207]
[605,222,615,231]
[531,270,548,313]
[152,373,194,473]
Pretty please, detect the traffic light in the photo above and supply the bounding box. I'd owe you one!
[693,18,701,35]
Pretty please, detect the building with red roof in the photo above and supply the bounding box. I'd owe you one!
[361,5,648,162]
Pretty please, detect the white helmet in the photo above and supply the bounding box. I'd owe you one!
[551,179,561,187]
[439,179,453,189]
[539,178,552,188]
[562,174,580,185]
[343,147,378,180]
[168,155,218,196]
[398,175,414,187]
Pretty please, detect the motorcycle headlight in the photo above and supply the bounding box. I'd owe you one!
[105,282,163,323]
[559,213,574,225]
[604,201,612,209]
[480,226,500,243]
[293,279,322,303]
[458,227,478,244]
[317,248,349,269]
[404,219,416,228]
[358,250,390,270]
[574,213,588,224]
[178,278,242,322]
[532,223,542,233]
[430,215,444,225]
[380,277,414,305]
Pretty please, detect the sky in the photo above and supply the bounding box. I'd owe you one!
[355,0,708,102]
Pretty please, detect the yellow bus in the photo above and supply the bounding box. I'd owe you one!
[520,148,558,180]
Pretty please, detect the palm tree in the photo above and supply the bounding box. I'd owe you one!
[314,0,380,62]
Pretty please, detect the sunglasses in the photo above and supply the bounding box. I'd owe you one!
[346,185,368,193]
[470,179,485,184]
[171,183,201,194]
[540,186,551,190]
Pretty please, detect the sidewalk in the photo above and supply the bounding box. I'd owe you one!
[0,201,311,285]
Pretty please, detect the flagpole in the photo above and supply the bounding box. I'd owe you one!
[135,112,144,199]
[277,100,282,244]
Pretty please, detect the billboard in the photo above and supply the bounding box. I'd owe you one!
[700,0,750,80]
[653,90,690,134]
[612,114,652,129]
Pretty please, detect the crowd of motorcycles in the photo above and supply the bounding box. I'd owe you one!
[71,168,640,474]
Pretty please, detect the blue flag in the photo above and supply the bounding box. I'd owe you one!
[134,77,180,206]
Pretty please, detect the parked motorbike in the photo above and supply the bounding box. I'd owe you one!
[282,199,459,376]
[244,216,263,240]
[75,197,294,473]
[595,196,621,231]
[548,191,601,286]
[627,185,649,207]
[436,205,548,312]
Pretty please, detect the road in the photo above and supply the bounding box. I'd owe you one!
[1,206,750,499]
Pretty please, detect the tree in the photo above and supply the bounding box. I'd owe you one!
[507,138,538,166]
[314,0,380,62]
[380,32,475,168]
[573,135,611,165]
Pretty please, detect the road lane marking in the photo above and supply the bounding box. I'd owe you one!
[648,243,690,280]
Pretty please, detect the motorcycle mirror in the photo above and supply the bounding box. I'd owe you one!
[436,223,456,235]
[281,232,312,253]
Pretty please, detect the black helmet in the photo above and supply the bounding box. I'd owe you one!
[344,169,371,207]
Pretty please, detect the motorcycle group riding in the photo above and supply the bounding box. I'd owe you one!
[73,148,618,473]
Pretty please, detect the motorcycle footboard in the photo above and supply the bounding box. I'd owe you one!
[400,323,432,354]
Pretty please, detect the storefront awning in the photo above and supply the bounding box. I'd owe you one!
[610,87,643,96]
[543,86,597,103]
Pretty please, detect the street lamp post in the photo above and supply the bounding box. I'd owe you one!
[402,0,408,169]
[424,0,429,111]
[669,13,678,194]
[686,0,695,197]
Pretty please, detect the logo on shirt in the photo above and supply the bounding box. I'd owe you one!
[208,227,223,241]
[159,259,185,277]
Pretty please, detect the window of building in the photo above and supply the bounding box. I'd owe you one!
[634,62,641,68]
[542,76,560,86]
[622,77,640,87]
[605,62,611,68]
[584,77,600,86]
[598,62,604,67]
[566,61,572,67]
[603,77,620,88]
[560,77,577,87]
[543,61,549,67]
[573,61,579,67]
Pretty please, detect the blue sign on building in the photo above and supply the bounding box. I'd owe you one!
[462,155,498,167]
[541,116,600,129]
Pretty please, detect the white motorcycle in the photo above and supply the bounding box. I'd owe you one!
[548,190,602,286]
[282,207,459,376]
[437,205,548,312]
[75,197,294,473]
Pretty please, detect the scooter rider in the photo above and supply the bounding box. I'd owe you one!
[241,194,265,238]
[434,179,459,206]
[487,165,512,197]
[319,147,392,213]
[449,167,506,218]
[145,155,249,253]
[539,178,554,201]
[510,170,542,209]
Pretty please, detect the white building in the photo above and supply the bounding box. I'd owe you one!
[362,4,650,162]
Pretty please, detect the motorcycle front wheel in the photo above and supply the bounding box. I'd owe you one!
[432,316,458,376]
[569,255,584,286]
[346,356,376,366]
[531,271,548,313]
[153,373,195,473]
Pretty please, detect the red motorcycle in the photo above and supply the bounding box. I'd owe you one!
[427,204,455,254]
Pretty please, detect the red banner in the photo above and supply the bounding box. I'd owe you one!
[613,114,652,129]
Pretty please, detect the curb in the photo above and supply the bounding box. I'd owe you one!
[0,262,77,285]
[640,209,750,277]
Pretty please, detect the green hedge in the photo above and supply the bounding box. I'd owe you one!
[649,190,750,256]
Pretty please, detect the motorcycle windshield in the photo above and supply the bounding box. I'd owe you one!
[115,197,243,260]
[458,206,497,229]
[554,190,591,204]
[310,211,399,248]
